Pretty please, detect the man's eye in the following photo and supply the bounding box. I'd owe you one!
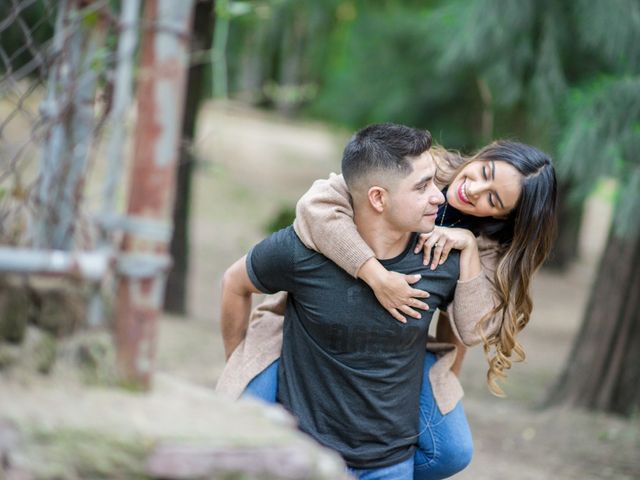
[488,194,495,208]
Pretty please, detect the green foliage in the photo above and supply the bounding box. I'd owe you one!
[559,76,640,237]
[81,9,100,29]
[572,0,640,73]
[264,205,296,234]
[306,2,485,148]
[0,1,55,76]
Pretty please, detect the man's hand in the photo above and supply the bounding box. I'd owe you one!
[220,255,261,360]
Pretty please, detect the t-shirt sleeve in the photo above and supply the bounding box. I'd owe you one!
[246,226,297,294]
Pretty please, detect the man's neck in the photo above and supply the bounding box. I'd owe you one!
[354,214,412,260]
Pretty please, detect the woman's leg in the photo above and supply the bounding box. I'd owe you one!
[349,456,413,480]
[413,352,473,480]
[242,359,280,403]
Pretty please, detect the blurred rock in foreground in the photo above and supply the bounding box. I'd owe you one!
[0,371,351,479]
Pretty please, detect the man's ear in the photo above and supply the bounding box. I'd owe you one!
[367,186,386,213]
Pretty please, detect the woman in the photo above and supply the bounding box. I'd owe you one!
[217,140,557,479]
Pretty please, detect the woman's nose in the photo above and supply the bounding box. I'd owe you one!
[466,180,487,199]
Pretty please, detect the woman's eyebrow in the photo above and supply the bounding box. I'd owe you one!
[491,160,506,209]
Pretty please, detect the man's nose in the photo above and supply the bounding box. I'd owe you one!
[431,188,445,205]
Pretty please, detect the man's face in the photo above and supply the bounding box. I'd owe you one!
[384,151,444,233]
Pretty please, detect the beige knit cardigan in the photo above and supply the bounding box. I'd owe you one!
[216,174,502,414]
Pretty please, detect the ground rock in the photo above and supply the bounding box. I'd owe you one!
[146,443,353,480]
[0,372,351,480]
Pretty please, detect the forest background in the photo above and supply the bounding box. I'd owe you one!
[0,0,639,478]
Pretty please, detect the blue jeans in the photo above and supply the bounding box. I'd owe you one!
[413,352,473,479]
[349,456,414,479]
[243,352,473,480]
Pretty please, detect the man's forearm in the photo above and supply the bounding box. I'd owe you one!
[220,288,253,360]
[220,256,259,360]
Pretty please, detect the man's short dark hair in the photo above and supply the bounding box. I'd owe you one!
[342,123,432,191]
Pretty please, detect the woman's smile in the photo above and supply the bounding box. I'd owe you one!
[457,180,472,205]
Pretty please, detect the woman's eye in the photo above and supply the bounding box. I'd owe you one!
[482,166,488,180]
[488,194,495,208]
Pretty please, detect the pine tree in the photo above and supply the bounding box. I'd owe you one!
[546,76,640,415]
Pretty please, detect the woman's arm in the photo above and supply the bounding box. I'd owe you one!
[293,173,373,276]
[449,238,502,346]
[416,230,501,346]
[293,173,429,322]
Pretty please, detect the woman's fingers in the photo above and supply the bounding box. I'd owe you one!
[423,236,438,265]
[404,275,429,298]
[414,233,430,254]
[410,298,429,310]
[388,307,407,324]
[398,304,421,320]
[408,287,429,299]
[438,243,454,266]
[430,239,448,270]
[386,296,429,323]
[425,235,443,268]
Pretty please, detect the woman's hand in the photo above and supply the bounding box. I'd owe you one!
[357,258,430,324]
[415,227,478,270]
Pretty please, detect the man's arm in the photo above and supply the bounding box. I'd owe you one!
[220,255,261,360]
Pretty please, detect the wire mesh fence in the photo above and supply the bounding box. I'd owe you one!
[0,0,196,387]
[0,0,122,249]
[0,0,55,244]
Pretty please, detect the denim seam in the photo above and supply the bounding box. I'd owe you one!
[414,398,439,468]
[414,426,439,468]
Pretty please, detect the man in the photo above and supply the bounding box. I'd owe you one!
[220,124,462,479]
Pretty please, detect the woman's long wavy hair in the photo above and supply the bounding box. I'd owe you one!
[433,141,558,396]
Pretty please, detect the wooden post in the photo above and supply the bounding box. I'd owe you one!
[115,0,195,388]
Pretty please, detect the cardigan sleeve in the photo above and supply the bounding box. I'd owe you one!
[446,235,502,346]
[293,173,375,278]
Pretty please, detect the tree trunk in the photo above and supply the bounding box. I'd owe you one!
[545,226,640,416]
[163,0,215,314]
[544,180,583,270]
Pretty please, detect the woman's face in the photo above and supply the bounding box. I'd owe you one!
[446,159,523,217]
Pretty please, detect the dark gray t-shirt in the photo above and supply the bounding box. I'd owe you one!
[246,226,459,468]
